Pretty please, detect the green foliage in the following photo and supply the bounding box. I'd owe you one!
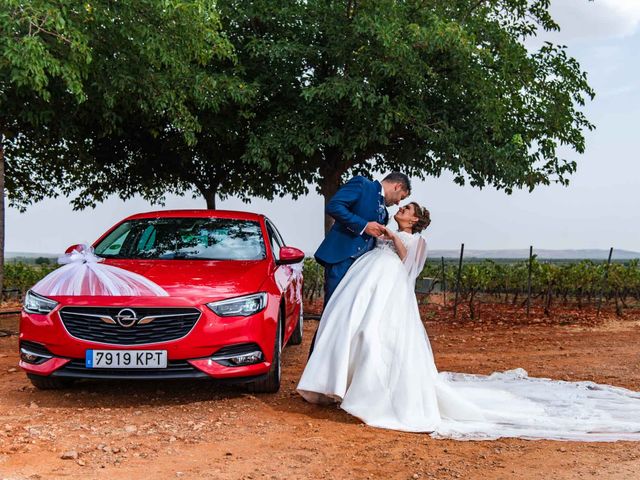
[302,257,324,301]
[54,0,306,210]
[0,1,89,102]
[10,254,638,318]
[1,1,597,224]
[302,255,640,317]
[3,262,57,295]
[422,257,640,317]
[1,0,235,210]
[237,0,595,206]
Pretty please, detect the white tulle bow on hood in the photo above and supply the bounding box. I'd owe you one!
[32,244,169,297]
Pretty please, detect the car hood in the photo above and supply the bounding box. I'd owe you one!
[103,259,270,301]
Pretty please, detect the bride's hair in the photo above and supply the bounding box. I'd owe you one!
[409,202,431,234]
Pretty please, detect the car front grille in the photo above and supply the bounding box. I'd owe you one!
[59,307,201,346]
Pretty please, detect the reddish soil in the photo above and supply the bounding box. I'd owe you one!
[1,302,640,479]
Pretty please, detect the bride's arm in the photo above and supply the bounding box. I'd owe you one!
[383,227,408,261]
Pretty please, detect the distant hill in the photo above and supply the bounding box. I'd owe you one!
[429,249,640,260]
[6,252,57,259]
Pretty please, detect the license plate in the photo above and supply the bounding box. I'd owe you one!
[85,350,167,369]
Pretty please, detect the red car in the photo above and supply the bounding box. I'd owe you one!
[19,210,305,393]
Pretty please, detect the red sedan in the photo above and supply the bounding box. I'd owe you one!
[19,210,305,393]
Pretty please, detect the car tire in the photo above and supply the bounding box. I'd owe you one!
[248,314,282,394]
[27,373,73,390]
[288,302,304,346]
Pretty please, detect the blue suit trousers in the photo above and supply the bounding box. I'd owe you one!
[323,257,356,308]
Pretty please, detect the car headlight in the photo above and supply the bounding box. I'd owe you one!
[24,290,58,315]
[207,293,267,317]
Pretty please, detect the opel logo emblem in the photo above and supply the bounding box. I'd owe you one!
[115,308,138,328]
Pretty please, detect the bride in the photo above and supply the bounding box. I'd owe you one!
[297,203,640,441]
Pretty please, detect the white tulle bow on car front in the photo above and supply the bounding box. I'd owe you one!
[31,244,169,297]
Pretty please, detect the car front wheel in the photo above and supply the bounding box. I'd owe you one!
[248,314,282,393]
[288,302,304,345]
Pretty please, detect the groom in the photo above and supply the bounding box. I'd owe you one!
[309,172,411,353]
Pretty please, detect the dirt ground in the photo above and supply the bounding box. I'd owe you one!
[1,303,640,480]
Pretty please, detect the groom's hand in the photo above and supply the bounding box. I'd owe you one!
[364,222,386,237]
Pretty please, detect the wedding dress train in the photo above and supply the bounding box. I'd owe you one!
[297,232,640,441]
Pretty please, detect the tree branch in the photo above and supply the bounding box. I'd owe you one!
[25,13,72,44]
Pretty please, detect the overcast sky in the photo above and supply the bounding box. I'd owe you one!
[7,0,640,255]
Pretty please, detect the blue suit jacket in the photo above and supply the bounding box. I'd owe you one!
[314,176,389,266]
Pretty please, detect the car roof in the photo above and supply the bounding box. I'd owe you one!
[123,209,265,222]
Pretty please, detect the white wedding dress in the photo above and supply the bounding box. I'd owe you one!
[298,231,640,441]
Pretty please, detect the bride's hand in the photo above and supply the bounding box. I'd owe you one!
[381,226,396,239]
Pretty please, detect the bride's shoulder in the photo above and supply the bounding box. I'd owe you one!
[398,231,426,247]
[396,230,417,246]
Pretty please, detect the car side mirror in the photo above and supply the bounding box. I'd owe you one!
[276,246,305,265]
[64,244,84,254]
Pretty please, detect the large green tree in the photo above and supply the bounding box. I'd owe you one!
[237,0,595,233]
[1,0,233,294]
[61,0,305,211]
[1,0,597,286]
[52,0,596,233]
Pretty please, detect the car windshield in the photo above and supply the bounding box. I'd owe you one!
[94,218,266,260]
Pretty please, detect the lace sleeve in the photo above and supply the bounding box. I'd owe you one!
[402,234,428,286]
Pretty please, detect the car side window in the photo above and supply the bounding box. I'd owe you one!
[266,221,284,260]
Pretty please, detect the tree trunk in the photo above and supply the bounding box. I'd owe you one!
[319,163,345,237]
[544,283,553,317]
[577,288,583,309]
[615,290,623,317]
[204,191,216,209]
[621,293,629,308]
[0,138,4,303]
[196,183,217,210]
[322,189,336,236]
